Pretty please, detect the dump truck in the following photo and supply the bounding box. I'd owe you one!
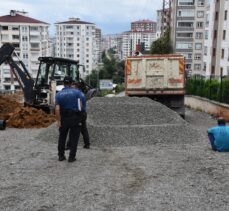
[125,54,185,117]
[0,43,96,113]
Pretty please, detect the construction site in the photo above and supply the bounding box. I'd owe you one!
[1,92,229,211]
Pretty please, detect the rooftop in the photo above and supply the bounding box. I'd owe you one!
[0,10,48,24]
[56,18,94,25]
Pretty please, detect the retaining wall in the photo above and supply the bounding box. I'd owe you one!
[185,95,229,121]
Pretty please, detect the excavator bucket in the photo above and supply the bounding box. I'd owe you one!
[0,43,15,65]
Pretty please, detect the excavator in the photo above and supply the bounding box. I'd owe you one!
[0,43,97,113]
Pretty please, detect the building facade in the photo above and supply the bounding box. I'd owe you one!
[170,0,206,76]
[122,20,157,59]
[204,0,229,76]
[0,10,50,90]
[101,34,123,60]
[55,18,98,78]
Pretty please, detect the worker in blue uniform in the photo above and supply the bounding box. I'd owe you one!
[66,81,90,149]
[207,117,229,152]
[55,76,83,162]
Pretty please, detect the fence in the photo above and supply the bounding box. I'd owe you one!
[186,75,229,104]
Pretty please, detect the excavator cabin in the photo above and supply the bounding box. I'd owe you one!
[0,43,95,113]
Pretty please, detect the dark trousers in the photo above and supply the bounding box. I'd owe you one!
[81,111,90,146]
[58,112,81,159]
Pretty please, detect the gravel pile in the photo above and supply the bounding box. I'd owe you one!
[38,97,201,146]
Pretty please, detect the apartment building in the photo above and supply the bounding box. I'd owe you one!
[122,20,157,59]
[55,18,98,78]
[101,34,123,60]
[131,20,157,32]
[0,10,50,90]
[204,0,229,76]
[170,0,206,76]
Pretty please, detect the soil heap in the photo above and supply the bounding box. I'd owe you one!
[0,94,56,128]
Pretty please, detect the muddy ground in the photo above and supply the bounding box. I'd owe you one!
[1,107,229,210]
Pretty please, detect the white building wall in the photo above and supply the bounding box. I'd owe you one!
[55,20,97,78]
[0,20,50,90]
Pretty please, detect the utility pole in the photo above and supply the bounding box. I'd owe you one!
[161,0,171,36]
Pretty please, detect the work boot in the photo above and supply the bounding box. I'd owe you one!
[68,157,76,162]
[59,156,66,161]
[83,144,90,149]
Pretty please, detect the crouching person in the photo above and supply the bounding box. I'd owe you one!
[207,117,229,152]
[55,76,83,162]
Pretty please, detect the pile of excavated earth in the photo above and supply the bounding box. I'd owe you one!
[38,96,201,146]
[0,94,55,128]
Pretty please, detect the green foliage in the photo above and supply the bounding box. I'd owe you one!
[86,49,124,90]
[186,77,229,104]
[150,28,173,54]
[115,83,125,93]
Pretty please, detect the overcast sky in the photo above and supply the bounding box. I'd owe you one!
[0,0,162,36]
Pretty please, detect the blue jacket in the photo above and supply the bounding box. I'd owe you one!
[55,87,83,112]
[208,125,229,152]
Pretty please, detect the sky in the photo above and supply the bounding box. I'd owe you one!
[0,0,162,36]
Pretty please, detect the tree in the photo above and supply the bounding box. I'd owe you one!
[150,28,172,54]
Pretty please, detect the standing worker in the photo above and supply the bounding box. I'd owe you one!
[207,117,229,152]
[66,81,90,149]
[78,81,90,149]
[55,76,83,162]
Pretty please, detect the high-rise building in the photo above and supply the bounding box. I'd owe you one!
[204,0,229,76]
[0,10,50,90]
[131,20,157,32]
[170,0,206,76]
[101,34,123,60]
[122,20,157,59]
[55,18,98,78]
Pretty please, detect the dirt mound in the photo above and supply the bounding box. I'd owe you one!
[0,95,21,120]
[7,107,56,128]
[0,94,56,128]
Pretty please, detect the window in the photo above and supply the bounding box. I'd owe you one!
[213,48,216,57]
[178,9,195,17]
[204,46,207,55]
[195,43,202,50]
[194,54,201,60]
[197,0,204,6]
[225,10,228,20]
[215,12,218,21]
[194,64,201,70]
[177,22,194,28]
[30,26,38,31]
[197,11,204,18]
[222,49,225,59]
[12,35,19,39]
[223,30,226,40]
[22,36,28,41]
[196,22,203,28]
[203,62,206,71]
[177,32,193,38]
[176,42,193,49]
[196,32,203,39]
[205,31,208,39]
[178,0,194,6]
[12,26,19,31]
[214,30,217,39]
[2,26,8,30]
